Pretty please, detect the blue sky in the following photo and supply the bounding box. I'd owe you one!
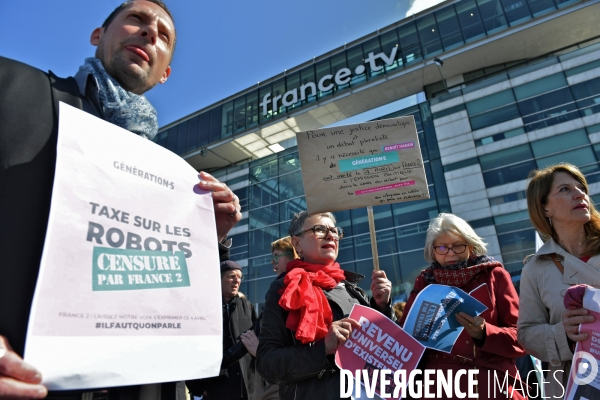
[1,0,442,127]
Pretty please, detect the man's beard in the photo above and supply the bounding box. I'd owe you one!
[104,55,156,95]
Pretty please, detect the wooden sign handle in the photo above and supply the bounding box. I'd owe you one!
[367,206,380,271]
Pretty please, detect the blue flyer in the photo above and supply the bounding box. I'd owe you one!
[402,284,488,353]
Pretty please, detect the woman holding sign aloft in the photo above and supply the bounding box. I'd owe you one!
[256,211,394,400]
[400,213,526,399]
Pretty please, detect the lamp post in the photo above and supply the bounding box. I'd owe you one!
[434,57,448,92]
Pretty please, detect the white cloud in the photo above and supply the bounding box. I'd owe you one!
[405,0,446,16]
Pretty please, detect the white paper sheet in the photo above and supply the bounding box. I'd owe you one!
[24,103,222,390]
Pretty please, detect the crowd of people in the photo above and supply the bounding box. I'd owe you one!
[143,159,598,400]
[193,160,599,400]
[1,1,598,400]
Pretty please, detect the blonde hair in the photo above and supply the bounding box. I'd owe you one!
[526,163,600,256]
[270,236,299,259]
[392,301,406,320]
[423,213,487,263]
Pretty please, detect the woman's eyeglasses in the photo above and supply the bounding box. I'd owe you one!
[294,225,344,240]
[433,244,468,255]
[271,251,293,264]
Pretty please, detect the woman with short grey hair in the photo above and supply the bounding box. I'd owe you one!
[399,213,526,399]
[422,213,487,262]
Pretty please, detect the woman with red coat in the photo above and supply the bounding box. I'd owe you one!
[400,213,527,399]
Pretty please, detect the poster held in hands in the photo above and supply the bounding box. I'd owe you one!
[335,304,426,400]
[402,284,488,353]
[295,117,429,215]
[564,285,600,400]
[24,103,223,390]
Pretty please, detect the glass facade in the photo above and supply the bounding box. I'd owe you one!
[154,0,583,157]
[452,52,600,189]
[207,38,600,304]
[153,0,600,304]
[430,40,600,286]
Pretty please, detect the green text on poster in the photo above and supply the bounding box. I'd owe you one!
[92,247,190,291]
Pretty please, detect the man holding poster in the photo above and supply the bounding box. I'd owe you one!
[0,1,241,399]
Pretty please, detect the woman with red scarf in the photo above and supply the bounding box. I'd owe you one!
[256,211,394,400]
[399,213,526,399]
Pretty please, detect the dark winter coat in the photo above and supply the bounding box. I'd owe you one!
[256,270,394,400]
[187,294,257,399]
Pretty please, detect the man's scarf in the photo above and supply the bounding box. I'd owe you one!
[423,254,501,286]
[278,260,345,344]
[78,58,158,139]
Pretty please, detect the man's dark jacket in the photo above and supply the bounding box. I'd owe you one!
[186,294,257,399]
[0,56,84,357]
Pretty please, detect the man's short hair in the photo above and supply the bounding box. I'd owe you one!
[102,0,176,56]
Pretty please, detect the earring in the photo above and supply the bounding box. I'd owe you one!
[548,217,553,227]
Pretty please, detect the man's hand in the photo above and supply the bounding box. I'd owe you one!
[0,336,47,399]
[239,331,259,357]
[198,171,242,242]
[370,270,392,311]
[324,318,361,355]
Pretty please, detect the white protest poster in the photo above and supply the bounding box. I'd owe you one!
[24,103,222,390]
[295,117,429,214]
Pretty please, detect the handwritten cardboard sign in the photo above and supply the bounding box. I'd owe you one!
[296,117,429,214]
[335,305,425,400]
